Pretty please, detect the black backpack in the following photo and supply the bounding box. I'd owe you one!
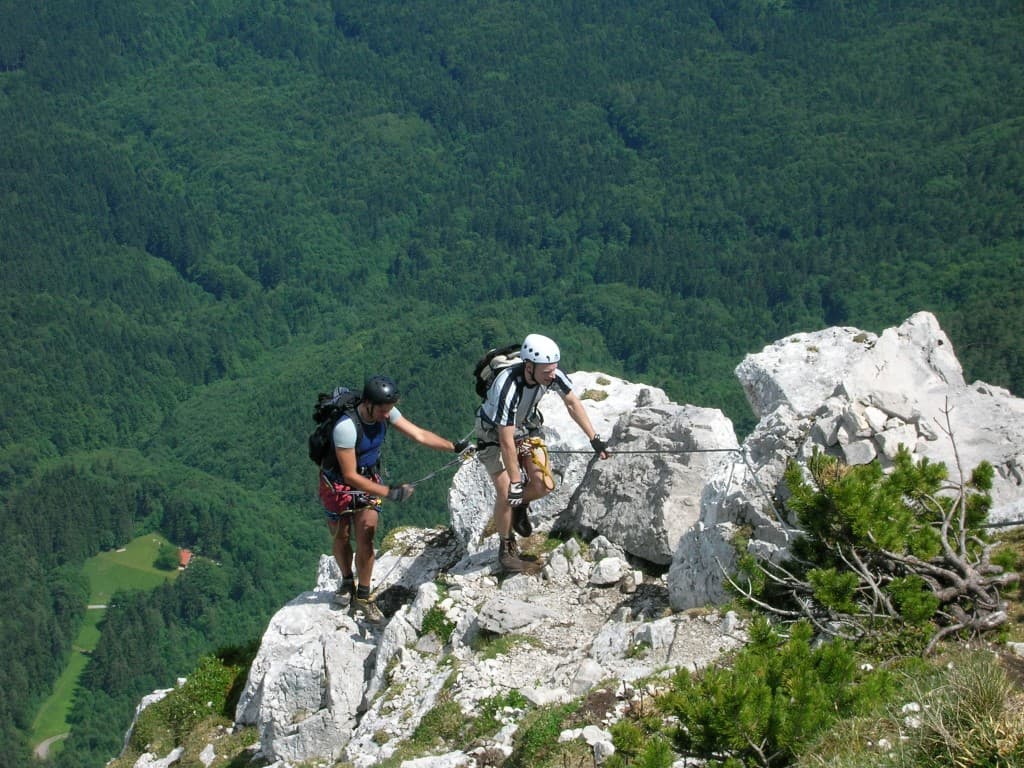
[472,343,522,399]
[308,386,362,471]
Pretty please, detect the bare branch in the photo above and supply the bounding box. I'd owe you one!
[924,622,967,656]
[743,734,771,768]
[837,544,897,616]
[941,397,970,552]
[718,562,804,619]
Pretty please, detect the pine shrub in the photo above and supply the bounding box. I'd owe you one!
[663,618,890,766]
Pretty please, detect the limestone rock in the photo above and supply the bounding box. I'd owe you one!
[734,312,963,420]
[672,311,1024,611]
[232,538,743,766]
[735,312,1024,517]
[567,404,738,565]
[477,596,557,634]
[233,591,376,763]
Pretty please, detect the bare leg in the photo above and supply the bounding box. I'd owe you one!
[353,506,379,589]
[521,455,554,503]
[490,470,513,538]
[328,517,354,578]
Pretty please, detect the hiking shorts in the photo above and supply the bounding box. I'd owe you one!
[475,441,507,476]
[319,471,382,521]
[474,415,541,476]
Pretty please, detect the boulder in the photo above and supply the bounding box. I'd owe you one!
[233,591,376,763]
[567,403,738,564]
[671,311,1024,611]
[735,312,1024,516]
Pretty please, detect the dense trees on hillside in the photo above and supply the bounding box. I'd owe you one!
[1,0,1020,764]
[0,454,320,766]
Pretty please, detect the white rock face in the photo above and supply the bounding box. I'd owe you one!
[670,311,1024,610]
[735,311,1024,515]
[234,540,743,766]
[734,312,964,419]
[570,404,738,564]
[233,592,376,763]
[668,405,806,611]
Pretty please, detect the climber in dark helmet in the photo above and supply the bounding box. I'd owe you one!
[320,374,467,624]
[475,334,609,573]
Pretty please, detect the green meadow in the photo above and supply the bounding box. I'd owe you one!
[30,535,180,754]
[82,534,181,606]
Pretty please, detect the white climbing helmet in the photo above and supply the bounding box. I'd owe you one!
[520,333,560,363]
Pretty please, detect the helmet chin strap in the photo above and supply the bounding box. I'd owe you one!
[523,361,537,386]
[358,400,376,422]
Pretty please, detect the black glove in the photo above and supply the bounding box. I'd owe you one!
[452,439,470,454]
[507,481,525,508]
[386,483,414,502]
[590,435,608,454]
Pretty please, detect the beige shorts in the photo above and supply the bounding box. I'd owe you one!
[474,413,532,476]
[474,415,546,477]
[475,442,507,476]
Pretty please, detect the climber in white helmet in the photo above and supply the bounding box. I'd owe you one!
[475,333,609,572]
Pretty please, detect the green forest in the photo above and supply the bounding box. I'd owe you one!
[1,0,1021,765]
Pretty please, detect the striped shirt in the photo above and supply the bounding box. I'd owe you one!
[479,363,572,434]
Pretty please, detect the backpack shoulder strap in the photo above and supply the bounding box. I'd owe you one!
[345,407,365,451]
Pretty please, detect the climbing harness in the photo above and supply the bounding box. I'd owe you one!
[319,472,380,508]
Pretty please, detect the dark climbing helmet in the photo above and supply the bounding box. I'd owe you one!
[363,375,400,405]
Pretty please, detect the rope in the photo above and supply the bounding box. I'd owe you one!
[547,447,740,455]
[408,449,476,487]
[407,429,477,488]
[981,519,1024,529]
[404,436,1024,533]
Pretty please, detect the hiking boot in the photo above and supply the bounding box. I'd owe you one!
[498,536,533,574]
[332,578,355,608]
[352,595,386,626]
[511,503,533,538]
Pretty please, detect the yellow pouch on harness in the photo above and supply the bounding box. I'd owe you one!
[518,436,555,491]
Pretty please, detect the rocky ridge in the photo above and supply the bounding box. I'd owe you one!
[118,312,1024,768]
[670,311,1024,610]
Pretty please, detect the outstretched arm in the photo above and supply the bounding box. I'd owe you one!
[563,392,609,459]
[392,414,458,452]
